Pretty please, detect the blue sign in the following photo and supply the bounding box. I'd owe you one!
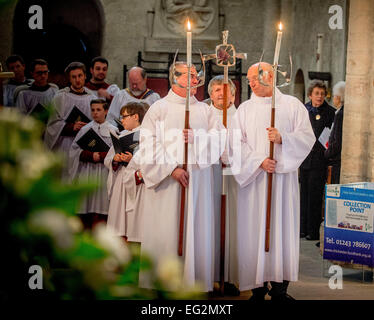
[323,183,374,267]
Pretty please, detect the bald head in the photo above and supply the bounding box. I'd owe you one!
[129,67,147,95]
[247,62,273,97]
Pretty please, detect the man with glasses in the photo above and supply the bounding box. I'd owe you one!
[137,62,225,292]
[107,66,160,128]
[15,58,58,114]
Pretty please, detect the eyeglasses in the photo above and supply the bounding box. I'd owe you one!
[175,71,199,80]
[120,114,134,120]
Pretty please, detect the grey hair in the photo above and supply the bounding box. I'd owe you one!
[307,80,327,97]
[332,81,346,102]
[208,75,236,96]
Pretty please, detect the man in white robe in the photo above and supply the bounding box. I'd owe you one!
[230,62,315,300]
[106,67,160,127]
[138,62,225,291]
[44,62,96,179]
[208,76,240,295]
[16,59,58,115]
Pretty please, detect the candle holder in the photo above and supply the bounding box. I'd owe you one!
[169,49,206,89]
[257,51,293,88]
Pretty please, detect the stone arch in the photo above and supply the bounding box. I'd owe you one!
[13,0,104,87]
[293,69,305,103]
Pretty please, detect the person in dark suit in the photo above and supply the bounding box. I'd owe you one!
[300,80,336,240]
[325,81,345,184]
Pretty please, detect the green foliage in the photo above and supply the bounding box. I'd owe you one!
[0,108,201,300]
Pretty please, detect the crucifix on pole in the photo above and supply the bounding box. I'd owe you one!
[204,30,246,295]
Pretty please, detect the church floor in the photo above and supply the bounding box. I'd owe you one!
[209,238,374,301]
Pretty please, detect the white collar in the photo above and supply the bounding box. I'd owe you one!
[166,89,198,105]
[250,87,282,104]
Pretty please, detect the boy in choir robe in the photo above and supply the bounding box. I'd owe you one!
[15,59,58,114]
[44,62,96,179]
[207,76,240,296]
[104,102,147,242]
[68,99,116,229]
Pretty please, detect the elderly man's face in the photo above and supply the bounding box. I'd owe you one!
[309,87,326,107]
[129,70,147,95]
[333,95,342,109]
[247,65,272,97]
[172,65,198,97]
[210,83,235,110]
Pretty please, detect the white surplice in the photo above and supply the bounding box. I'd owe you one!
[210,103,239,285]
[138,89,225,292]
[230,89,315,291]
[69,120,115,215]
[44,88,96,179]
[106,89,160,126]
[16,84,59,114]
[104,127,144,241]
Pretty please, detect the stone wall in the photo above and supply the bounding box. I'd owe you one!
[0,0,348,103]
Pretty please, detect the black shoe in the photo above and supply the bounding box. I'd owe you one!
[249,286,268,302]
[271,293,295,301]
[306,235,318,240]
[224,282,241,296]
[315,242,320,247]
[248,294,266,302]
[300,232,306,238]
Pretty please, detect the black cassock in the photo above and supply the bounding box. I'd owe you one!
[300,101,336,240]
[325,106,344,184]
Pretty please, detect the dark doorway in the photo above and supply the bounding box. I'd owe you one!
[13,0,104,88]
[294,69,305,103]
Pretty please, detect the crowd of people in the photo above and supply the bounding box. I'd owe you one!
[2,53,346,300]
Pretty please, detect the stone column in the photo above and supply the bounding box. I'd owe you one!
[341,0,374,183]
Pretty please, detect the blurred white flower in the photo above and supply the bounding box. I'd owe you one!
[93,223,130,265]
[67,216,83,233]
[18,149,57,180]
[29,210,74,250]
[156,256,183,291]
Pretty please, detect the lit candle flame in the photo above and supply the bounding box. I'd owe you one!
[187,19,191,31]
[279,22,283,31]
